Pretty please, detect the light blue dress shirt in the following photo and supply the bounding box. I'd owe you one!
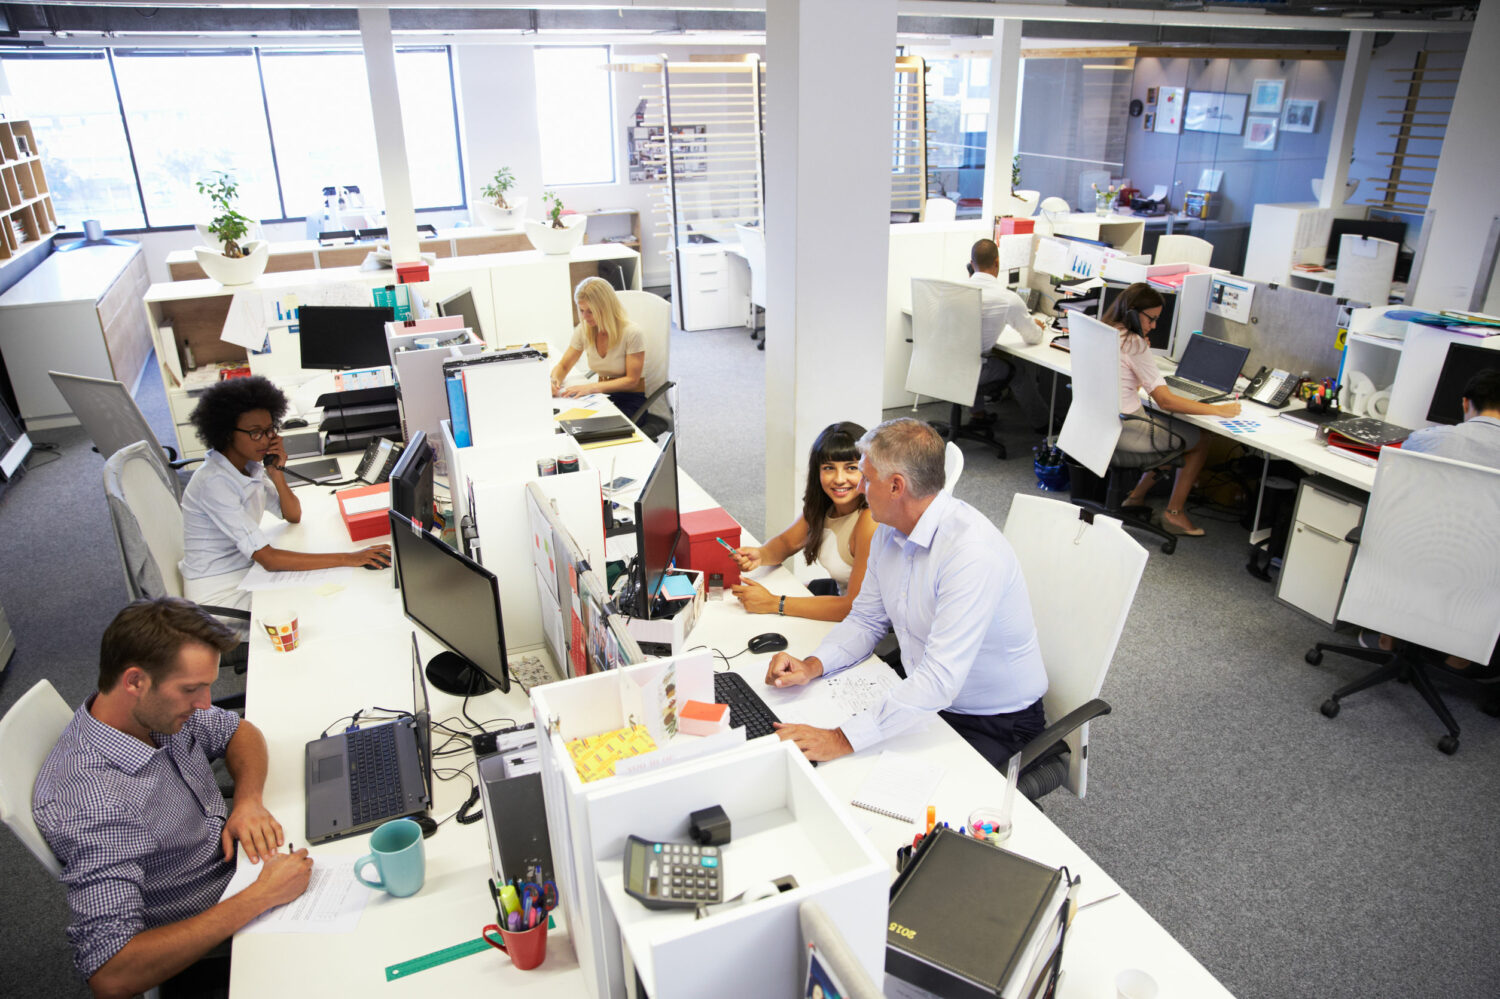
[1401,415,1500,470]
[809,490,1048,752]
[179,449,283,580]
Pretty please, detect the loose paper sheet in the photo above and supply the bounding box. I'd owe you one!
[221,854,371,935]
[239,564,355,592]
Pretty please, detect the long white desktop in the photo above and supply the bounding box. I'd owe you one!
[231,399,1234,998]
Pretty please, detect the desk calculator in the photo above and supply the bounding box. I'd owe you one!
[622,834,723,910]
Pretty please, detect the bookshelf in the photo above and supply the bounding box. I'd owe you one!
[0,119,57,260]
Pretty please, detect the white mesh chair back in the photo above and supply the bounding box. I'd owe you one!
[906,278,982,407]
[944,441,964,493]
[0,679,73,877]
[922,198,956,223]
[1055,312,1125,477]
[1332,234,1398,307]
[616,290,673,420]
[1154,234,1213,267]
[104,441,188,600]
[50,370,181,500]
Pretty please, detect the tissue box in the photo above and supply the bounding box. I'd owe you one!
[679,700,730,737]
[335,482,392,542]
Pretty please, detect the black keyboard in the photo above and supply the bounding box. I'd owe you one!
[347,723,404,825]
[714,672,781,740]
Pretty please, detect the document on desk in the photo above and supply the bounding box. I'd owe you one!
[766,661,917,732]
[221,854,372,934]
[239,563,355,591]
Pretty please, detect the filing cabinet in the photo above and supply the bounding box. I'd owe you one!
[1276,475,1367,626]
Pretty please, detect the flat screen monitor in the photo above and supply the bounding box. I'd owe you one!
[633,432,681,619]
[297,305,395,370]
[1426,342,1500,426]
[389,430,435,530]
[1326,218,1408,270]
[436,288,483,342]
[389,509,510,696]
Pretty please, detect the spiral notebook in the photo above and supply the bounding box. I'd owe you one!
[850,751,945,822]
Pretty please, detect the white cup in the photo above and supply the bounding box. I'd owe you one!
[415,337,438,349]
[1116,968,1159,999]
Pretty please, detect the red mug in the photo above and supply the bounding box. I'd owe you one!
[482,919,549,971]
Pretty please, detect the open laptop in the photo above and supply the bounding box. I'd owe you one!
[305,633,433,843]
[1164,333,1251,403]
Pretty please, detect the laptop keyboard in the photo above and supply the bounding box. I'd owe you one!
[348,723,404,826]
[1165,375,1225,401]
[714,672,782,740]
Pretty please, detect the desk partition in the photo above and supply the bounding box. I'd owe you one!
[1199,278,1344,382]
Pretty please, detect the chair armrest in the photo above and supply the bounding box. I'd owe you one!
[1120,411,1187,457]
[1017,698,1112,773]
[168,456,203,471]
[629,380,676,423]
[202,605,251,621]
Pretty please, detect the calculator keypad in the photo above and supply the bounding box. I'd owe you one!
[652,843,720,903]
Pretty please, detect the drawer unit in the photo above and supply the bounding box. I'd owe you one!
[672,245,749,332]
[1276,475,1367,626]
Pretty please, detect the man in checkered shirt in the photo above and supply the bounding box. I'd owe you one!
[34,598,313,999]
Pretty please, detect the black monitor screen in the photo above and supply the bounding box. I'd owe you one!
[1426,342,1500,426]
[297,305,394,370]
[1326,219,1407,269]
[437,288,483,342]
[634,432,681,619]
[390,510,510,693]
[389,430,434,530]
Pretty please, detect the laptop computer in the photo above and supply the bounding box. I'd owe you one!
[1164,333,1251,402]
[305,633,433,843]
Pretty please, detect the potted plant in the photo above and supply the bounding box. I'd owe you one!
[1092,182,1119,217]
[524,190,586,255]
[473,166,527,230]
[193,172,269,285]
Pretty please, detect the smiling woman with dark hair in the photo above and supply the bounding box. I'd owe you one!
[178,376,392,613]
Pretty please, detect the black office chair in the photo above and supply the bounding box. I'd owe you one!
[1065,412,1187,555]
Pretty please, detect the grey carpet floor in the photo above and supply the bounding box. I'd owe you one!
[2,327,1497,998]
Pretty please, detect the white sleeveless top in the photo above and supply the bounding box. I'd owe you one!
[814,510,861,592]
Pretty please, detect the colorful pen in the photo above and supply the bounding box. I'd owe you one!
[926,806,936,834]
[714,537,738,556]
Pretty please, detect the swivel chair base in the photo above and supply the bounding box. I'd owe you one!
[931,402,1007,460]
[1307,640,1463,754]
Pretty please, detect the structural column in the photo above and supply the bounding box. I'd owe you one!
[1319,31,1372,211]
[763,0,897,530]
[981,18,1024,221]
[359,8,419,262]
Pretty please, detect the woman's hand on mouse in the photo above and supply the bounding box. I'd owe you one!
[730,579,777,614]
[729,546,763,571]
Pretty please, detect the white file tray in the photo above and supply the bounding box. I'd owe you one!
[591,739,888,999]
[532,653,771,999]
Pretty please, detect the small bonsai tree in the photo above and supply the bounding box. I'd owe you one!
[196,172,252,259]
[480,167,515,209]
[1011,154,1022,190]
[543,190,566,230]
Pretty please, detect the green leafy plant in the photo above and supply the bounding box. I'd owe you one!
[480,167,515,208]
[1092,181,1118,208]
[196,172,252,259]
[543,190,566,230]
[1011,154,1021,190]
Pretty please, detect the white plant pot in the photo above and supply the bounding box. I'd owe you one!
[524,215,587,255]
[194,240,270,286]
[474,197,527,231]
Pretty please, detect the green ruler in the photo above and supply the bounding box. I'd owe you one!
[385,937,492,982]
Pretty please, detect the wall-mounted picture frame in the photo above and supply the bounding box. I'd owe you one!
[1244,116,1279,151]
[1184,91,1248,135]
[1155,86,1184,134]
[1146,86,1159,106]
[1143,112,1156,132]
[1250,79,1286,114]
[1282,98,1320,133]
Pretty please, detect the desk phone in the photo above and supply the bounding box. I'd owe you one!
[355,438,404,484]
[623,834,722,909]
[1247,366,1295,408]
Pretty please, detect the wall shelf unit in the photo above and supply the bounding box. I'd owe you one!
[894,55,930,216]
[0,119,57,261]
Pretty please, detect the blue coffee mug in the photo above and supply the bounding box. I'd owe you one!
[354,818,425,898]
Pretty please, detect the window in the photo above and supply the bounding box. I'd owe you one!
[1,51,145,230]
[534,47,616,187]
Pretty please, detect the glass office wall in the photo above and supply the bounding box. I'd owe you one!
[925,56,991,212]
[1015,55,1131,214]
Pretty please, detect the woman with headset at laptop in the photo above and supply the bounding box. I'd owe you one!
[1104,282,1240,538]
[728,421,877,621]
[550,276,649,417]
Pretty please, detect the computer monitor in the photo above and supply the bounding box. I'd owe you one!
[389,509,510,696]
[436,288,484,342]
[297,305,395,370]
[1326,218,1408,275]
[633,432,681,619]
[1426,342,1500,426]
[389,430,435,531]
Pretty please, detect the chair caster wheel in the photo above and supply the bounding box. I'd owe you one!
[1305,649,1323,666]
[1160,538,1177,555]
[1437,735,1459,755]
[1320,699,1340,718]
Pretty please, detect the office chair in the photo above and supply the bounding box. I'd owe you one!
[943,440,964,493]
[0,679,72,878]
[1055,312,1186,554]
[922,198,957,223]
[1154,234,1213,267]
[1038,196,1070,217]
[614,290,676,440]
[1331,234,1398,306]
[734,223,767,350]
[906,278,1007,459]
[1002,496,1148,802]
[1306,448,1500,754]
[50,370,197,501]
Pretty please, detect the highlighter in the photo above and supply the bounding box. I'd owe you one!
[926,806,936,835]
[715,537,738,556]
[498,883,521,918]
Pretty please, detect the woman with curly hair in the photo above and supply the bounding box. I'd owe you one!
[549,277,649,416]
[179,375,391,611]
[728,422,877,622]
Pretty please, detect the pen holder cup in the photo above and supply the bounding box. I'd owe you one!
[967,806,1013,845]
[482,918,549,970]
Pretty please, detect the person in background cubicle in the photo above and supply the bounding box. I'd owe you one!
[763,419,1048,767]
[550,276,648,417]
[179,376,392,614]
[1105,282,1240,538]
[966,238,1048,429]
[727,421,877,621]
[33,598,313,999]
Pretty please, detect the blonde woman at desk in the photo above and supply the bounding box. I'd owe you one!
[550,276,648,417]
[729,422,877,621]
[1104,282,1240,537]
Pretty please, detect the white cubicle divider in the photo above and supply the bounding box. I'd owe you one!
[1101,258,1222,287]
[1174,270,1214,360]
[449,349,554,446]
[587,740,888,999]
[392,338,484,445]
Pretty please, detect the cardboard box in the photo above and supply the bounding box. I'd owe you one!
[674,507,742,585]
[996,217,1035,236]
[335,482,392,542]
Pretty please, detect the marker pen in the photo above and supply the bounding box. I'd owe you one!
[715,537,738,556]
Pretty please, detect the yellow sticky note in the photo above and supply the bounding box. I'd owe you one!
[556,407,597,421]
[316,583,345,597]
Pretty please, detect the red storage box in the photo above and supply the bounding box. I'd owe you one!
[335,482,392,542]
[674,506,742,586]
[396,260,430,284]
[996,217,1034,236]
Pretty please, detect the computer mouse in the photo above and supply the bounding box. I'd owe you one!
[747,632,788,655]
[283,417,309,429]
[412,813,439,839]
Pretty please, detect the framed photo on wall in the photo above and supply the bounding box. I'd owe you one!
[1250,79,1286,114]
[1184,91,1249,135]
[1144,112,1156,131]
[1282,99,1320,133]
[1155,86,1184,134]
[1244,116,1279,151]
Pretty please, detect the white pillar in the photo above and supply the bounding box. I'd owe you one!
[981,18,1023,221]
[1412,5,1500,310]
[764,0,896,531]
[1319,30,1372,210]
[359,8,418,262]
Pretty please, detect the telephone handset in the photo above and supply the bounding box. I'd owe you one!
[1246,366,1295,408]
[355,438,404,484]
